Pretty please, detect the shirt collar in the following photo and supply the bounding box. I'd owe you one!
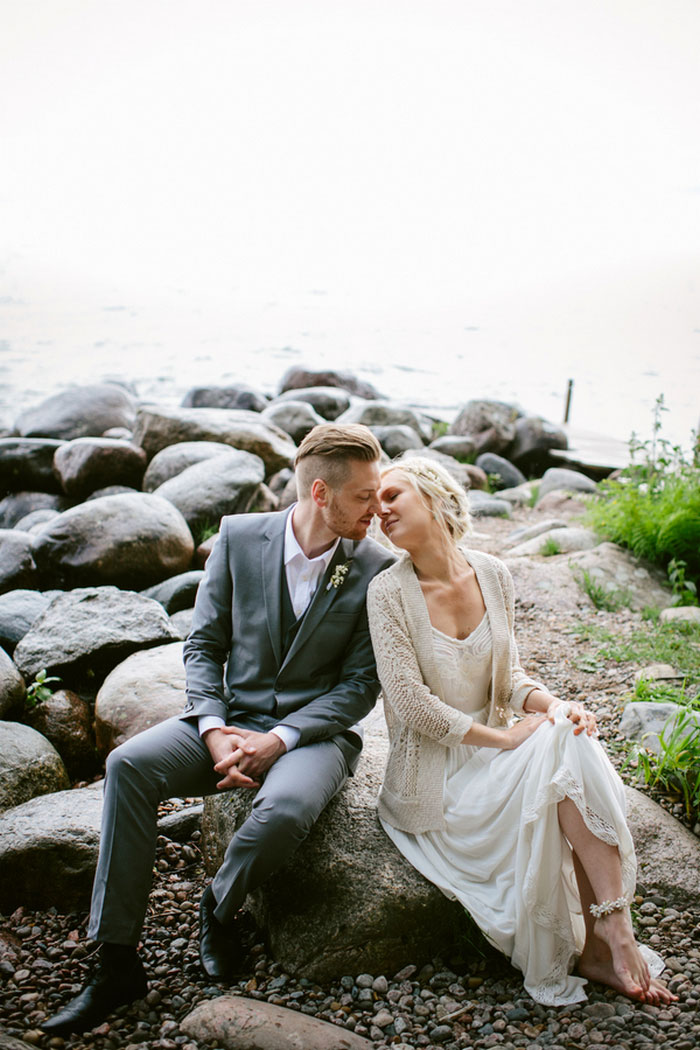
[284,505,341,568]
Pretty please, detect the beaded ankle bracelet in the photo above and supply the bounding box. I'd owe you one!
[589,896,630,918]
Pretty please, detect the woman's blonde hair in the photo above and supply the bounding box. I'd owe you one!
[382,455,471,544]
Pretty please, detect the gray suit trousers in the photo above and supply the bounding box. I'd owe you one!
[88,716,349,945]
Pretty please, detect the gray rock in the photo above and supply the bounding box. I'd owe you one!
[396,447,474,489]
[0,783,102,910]
[157,801,204,841]
[0,647,25,717]
[0,590,52,654]
[370,424,425,458]
[467,492,512,518]
[508,526,600,558]
[567,542,671,612]
[0,721,69,812]
[0,1034,42,1050]
[95,642,185,757]
[13,508,60,532]
[260,399,326,445]
[25,689,96,779]
[337,401,432,441]
[31,492,194,589]
[619,701,700,755]
[0,438,65,494]
[537,467,597,501]
[85,484,139,500]
[142,570,204,613]
[660,606,700,625]
[0,530,39,595]
[202,724,469,982]
[133,405,296,474]
[14,383,137,440]
[142,441,238,491]
[275,385,351,420]
[428,434,477,460]
[497,482,538,506]
[504,519,568,548]
[169,607,194,639]
[474,453,526,491]
[267,467,294,499]
[449,400,520,453]
[13,587,180,686]
[505,555,594,617]
[278,474,299,510]
[633,663,682,683]
[181,384,269,413]
[52,437,147,496]
[154,451,265,535]
[509,416,568,473]
[279,366,383,401]
[252,483,279,513]
[181,995,374,1050]
[534,488,591,518]
[625,786,700,908]
[0,490,72,528]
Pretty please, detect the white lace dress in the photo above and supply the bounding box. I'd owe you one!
[380,612,655,1006]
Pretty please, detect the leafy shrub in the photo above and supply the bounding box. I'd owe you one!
[626,707,700,820]
[25,669,61,709]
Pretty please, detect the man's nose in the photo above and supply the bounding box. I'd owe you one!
[368,492,381,515]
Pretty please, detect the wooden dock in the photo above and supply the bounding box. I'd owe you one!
[550,425,631,477]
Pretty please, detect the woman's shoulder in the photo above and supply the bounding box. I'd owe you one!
[367,552,413,596]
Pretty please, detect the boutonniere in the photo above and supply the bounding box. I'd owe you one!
[327,559,353,590]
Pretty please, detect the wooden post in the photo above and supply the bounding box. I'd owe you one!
[564,378,574,423]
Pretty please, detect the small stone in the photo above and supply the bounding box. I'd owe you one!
[373,1009,394,1027]
[429,1025,453,1043]
[372,975,388,995]
[356,973,374,988]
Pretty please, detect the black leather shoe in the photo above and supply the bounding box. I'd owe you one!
[41,951,148,1035]
[199,884,241,979]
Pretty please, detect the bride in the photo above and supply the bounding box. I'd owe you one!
[366,456,675,1006]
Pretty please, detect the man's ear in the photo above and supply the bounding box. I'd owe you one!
[310,478,330,508]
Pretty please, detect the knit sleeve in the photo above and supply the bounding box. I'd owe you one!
[495,560,547,715]
[367,576,473,746]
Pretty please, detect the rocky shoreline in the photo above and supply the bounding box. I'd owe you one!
[1,370,699,1049]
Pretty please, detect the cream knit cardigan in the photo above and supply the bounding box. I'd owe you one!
[367,547,546,833]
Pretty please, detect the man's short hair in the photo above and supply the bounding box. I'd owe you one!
[294,423,382,497]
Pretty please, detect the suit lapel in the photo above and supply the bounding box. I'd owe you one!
[282,537,355,668]
[261,512,288,667]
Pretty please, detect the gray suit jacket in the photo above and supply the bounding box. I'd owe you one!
[182,508,395,771]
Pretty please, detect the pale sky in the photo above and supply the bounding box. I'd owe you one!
[1,0,699,443]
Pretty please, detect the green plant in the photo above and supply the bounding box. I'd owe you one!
[195,520,220,545]
[668,558,699,607]
[571,565,625,611]
[630,676,699,710]
[431,420,449,439]
[25,669,61,709]
[627,707,700,820]
[527,482,540,508]
[585,396,700,589]
[540,536,562,557]
[570,618,700,687]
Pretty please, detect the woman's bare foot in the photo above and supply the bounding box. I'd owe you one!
[577,913,677,1003]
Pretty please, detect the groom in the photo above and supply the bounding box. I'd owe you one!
[42,422,394,1035]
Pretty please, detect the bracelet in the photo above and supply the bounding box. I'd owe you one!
[589,896,630,919]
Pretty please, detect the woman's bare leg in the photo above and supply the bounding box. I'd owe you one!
[558,796,676,1004]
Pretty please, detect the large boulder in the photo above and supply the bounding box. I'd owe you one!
[142,570,204,614]
[31,492,194,589]
[0,491,72,528]
[370,425,424,458]
[25,689,96,779]
[142,441,237,491]
[13,383,137,440]
[0,721,69,812]
[503,519,568,549]
[202,717,469,982]
[508,416,568,474]
[94,642,186,757]
[132,405,296,474]
[0,647,25,717]
[52,437,147,496]
[449,400,519,454]
[467,492,512,518]
[181,384,268,413]
[0,438,64,493]
[625,786,700,908]
[275,385,351,420]
[181,996,374,1050]
[397,447,473,489]
[260,400,326,444]
[567,543,671,612]
[153,450,265,535]
[13,587,180,687]
[428,434,477,461]
[507,526,600,558]
[0,590,52,654]
[336,401,432,442]
[619,701,700,756]
[279,367,382,401]
[0,783,103,911]
[0,531,39,594]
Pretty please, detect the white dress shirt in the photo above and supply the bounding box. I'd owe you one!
[198,507,340,751]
